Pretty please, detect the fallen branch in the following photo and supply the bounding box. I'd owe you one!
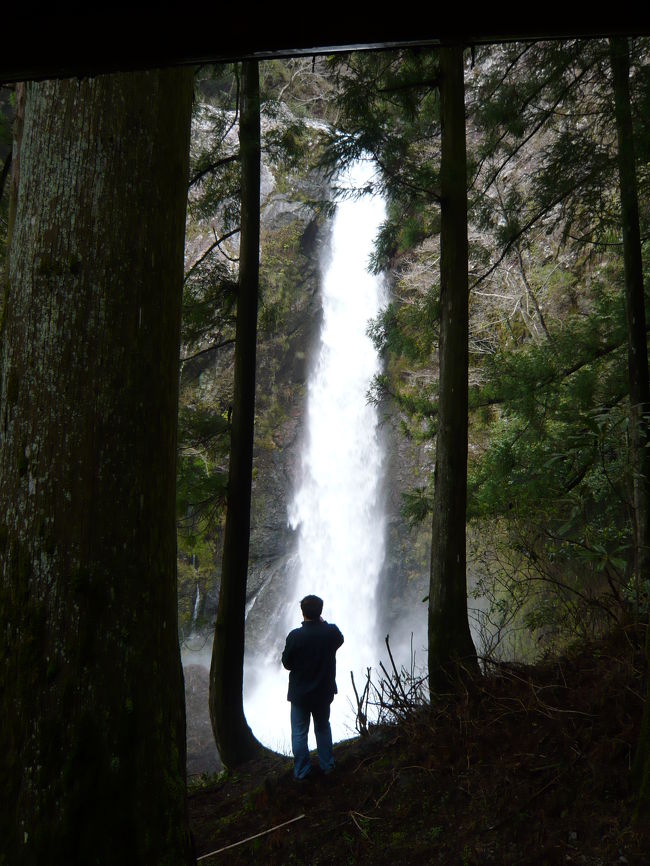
[349,810,378,841]
[196,813,306,861]
[374,770,398,808]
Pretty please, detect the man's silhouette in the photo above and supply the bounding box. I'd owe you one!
[281,595,344,780]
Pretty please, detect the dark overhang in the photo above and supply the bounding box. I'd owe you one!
[1,16,649,84]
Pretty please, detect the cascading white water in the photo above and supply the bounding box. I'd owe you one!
[244,159,387,751]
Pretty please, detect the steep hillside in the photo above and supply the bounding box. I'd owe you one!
[189,627,648,865]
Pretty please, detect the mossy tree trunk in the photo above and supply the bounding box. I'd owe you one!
[609,35,650,821]
[428,44,479,694]
[0,71,195,865]
[209,60,264,767]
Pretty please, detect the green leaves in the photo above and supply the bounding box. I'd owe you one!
[402,486,434,526]
[323,50,442,204]
[176,454,228,525]
[177,404,231,538]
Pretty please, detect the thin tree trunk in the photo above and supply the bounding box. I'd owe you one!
[609,35,650,820]
[0,71,195,864]
[209,60,264,767]
[428,44,479,694]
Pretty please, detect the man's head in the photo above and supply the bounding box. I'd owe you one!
[300,594,324,621]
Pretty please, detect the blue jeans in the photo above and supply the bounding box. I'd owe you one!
[290,702,334,779]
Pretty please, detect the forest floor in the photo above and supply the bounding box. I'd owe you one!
[188,626,649,865]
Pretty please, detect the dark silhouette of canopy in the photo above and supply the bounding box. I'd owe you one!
[1,16,648,83]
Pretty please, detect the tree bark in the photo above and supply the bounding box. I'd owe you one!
[428,44,479,694]
[209,60,264,767]
[609,35,650,820]
[0,71,195,865]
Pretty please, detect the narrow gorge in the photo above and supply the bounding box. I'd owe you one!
[179,110,432,773]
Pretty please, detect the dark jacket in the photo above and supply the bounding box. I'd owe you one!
[281,619,344,707]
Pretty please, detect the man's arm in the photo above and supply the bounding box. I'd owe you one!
[281,633,294,670]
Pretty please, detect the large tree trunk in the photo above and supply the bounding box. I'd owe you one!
[609,35,650,820]
[428,44,479,694]
[0,71,195,865]
[209,60,264,767]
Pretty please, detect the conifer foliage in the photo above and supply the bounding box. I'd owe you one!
[324,38,650,813]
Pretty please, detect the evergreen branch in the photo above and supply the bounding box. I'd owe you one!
[474,56,599,197]
[475,43,535,106]
[183,227,240,284]
[566,232,650,248]
[471,165,602,293]
[189,153,239,188]
[374,152,441,203]
[562,461,590,494]
[549,107,609,119]
[219,245,240,264]
[180,339,236,365]
[468,45,570,192]
[471,346,630,422]
[599,429,635,520]
[176,491,228,521]
[376,76,440,95]
[515,243,552,340]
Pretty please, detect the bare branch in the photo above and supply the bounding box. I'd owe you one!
[189,153,239,188]
[180,339,236,365]
[184,227,240,284]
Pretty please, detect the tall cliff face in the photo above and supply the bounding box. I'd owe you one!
[239,187,332,654]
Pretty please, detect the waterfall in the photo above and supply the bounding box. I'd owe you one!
[244,159,387,750]
[191,581,201,628]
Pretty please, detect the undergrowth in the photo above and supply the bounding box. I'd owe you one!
[189,625,648,865]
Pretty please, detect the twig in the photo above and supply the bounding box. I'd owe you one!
[196,813,306,860]
[349,811,376,841]
[374,771,398,807]
[183,227,240,284]
[385,634,410,707]
[350,669,370,736]
[189,153,239,188]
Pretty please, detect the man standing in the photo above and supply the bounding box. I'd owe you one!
[281,595,344,780]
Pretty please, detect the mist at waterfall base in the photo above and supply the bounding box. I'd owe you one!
[243,160,392,753]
